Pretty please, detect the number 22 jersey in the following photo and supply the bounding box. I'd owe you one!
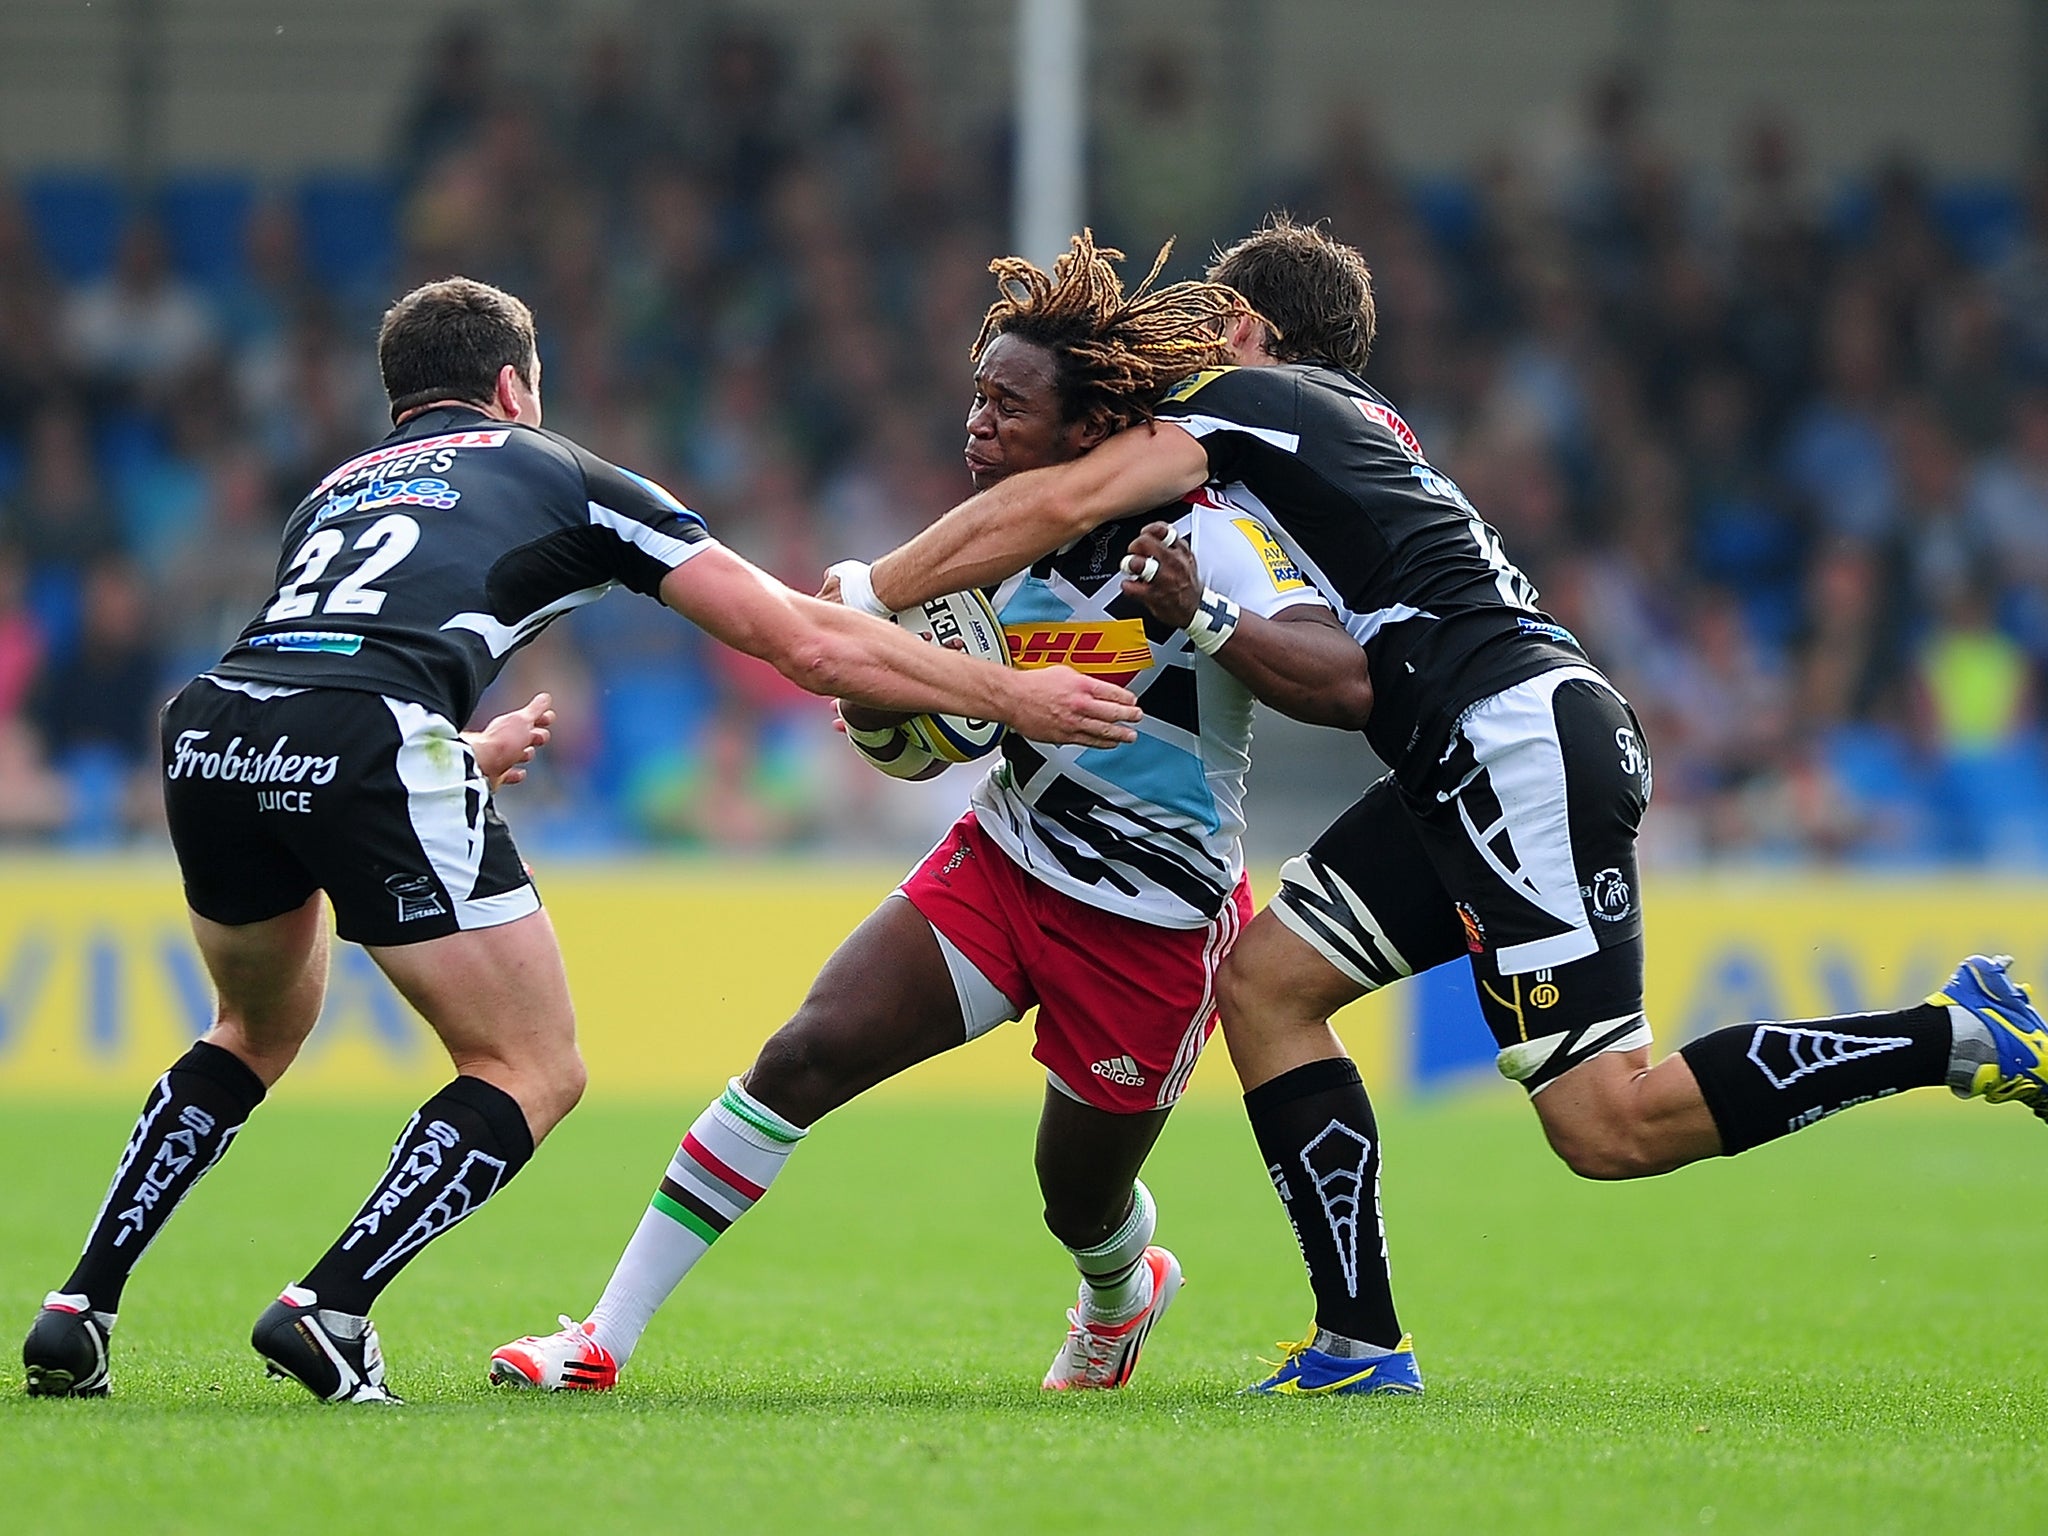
[212,404,714,725]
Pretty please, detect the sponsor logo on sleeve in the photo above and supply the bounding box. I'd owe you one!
[1163,367,1234,404]
[1230,518,1309,592]
[1516,616,1580,648]
[1354,398,1425,459]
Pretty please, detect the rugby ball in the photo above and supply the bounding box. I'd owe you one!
[893,589,1009,762]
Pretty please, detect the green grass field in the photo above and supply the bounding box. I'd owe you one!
[2,1087,2043,1534]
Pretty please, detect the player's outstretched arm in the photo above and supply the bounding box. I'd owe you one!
[850,422,1212,615]
[659,545,1141,748]
[1120,522,1373,730]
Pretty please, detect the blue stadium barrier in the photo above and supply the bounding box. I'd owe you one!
[1830,179,2022,267]
[1824,723,1937,863]
[56,747,130,848]
[1934,183,2024,268]
[91,409,165,485]
[296,174,397,294]
[1410,177,1482,254]
[21,172,125,284]
[594,667,716,795]
[1411,958,1495,1087]
[24,566,82,665]
[159,173,256,290]
[1930,743,2048,864]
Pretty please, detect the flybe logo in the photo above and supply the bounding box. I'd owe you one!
[1004,620,1155,685]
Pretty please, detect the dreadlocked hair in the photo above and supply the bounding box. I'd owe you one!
[973,229,1245,429]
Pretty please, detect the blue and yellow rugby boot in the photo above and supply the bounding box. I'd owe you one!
[1932,954,2048,1119]
[1247,1330,1423,1397]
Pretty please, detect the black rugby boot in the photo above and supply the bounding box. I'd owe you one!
[252,1286,400,1404]
[23,1293,115,1398]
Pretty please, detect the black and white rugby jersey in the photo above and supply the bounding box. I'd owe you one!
[1153,365,1587,783]
[212,405,713,725]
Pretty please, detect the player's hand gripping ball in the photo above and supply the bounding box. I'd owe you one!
[893,589,1010,761]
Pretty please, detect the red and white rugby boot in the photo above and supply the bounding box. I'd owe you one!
[1042,1245,1183,1391]
[488,1317,618,1391]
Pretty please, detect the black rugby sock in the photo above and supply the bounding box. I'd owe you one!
[1679,1005,1951,1155]
[64,1041,267,1314]
[1243,1057,1403,1350]
[298,1076,534,1316]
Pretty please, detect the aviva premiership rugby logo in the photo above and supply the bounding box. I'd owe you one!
[1004,620,1154,686]
[1231,519,1309,592]
[1163,367,1234,404]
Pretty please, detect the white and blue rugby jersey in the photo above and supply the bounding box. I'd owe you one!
[970,496,1331,929]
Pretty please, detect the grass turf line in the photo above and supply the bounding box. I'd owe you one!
[1,1089,2043,1534]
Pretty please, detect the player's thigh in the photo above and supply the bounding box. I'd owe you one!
[367,907,578,1133]
[1412,672,1649,987]
[1034,1083,1170,1241]
[1426,674,1655,1094]
[304,693,540,951]
[1236,776,1467,1024]
[162,680,326,940]
[1469,934,1652,1094]
[746,894,991,1124]
[187,893,332,1082]
[1021,876,1245,1114]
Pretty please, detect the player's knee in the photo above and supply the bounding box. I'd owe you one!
[1543,1114,1665,1181]
[554,1047,588,1117]
[204,1018,308,1086]
[1215,946,1270,1032]
[1217,946,1324,1051]
[744,1024,844,1125]
[516,1040,586,1138]
[1038,1184,1124,1250]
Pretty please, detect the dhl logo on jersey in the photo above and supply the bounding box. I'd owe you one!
[1004,620,1155,685]
[1163,367,1236,404]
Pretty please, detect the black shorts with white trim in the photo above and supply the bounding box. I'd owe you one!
[1270,666,1652,1088]
[162,675,537,946]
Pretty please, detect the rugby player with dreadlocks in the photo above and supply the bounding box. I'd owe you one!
[488,233,1373,1393]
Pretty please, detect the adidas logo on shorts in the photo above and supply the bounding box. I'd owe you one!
[1090,1055,1147,1087]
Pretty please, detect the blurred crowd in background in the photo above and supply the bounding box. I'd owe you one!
[4,20,2048,864]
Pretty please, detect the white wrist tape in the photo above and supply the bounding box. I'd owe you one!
[826,559,891,618]
[1185,588,1241,655]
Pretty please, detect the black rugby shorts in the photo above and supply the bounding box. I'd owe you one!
[161,675,538,946]
[1272,667,1652,1067]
